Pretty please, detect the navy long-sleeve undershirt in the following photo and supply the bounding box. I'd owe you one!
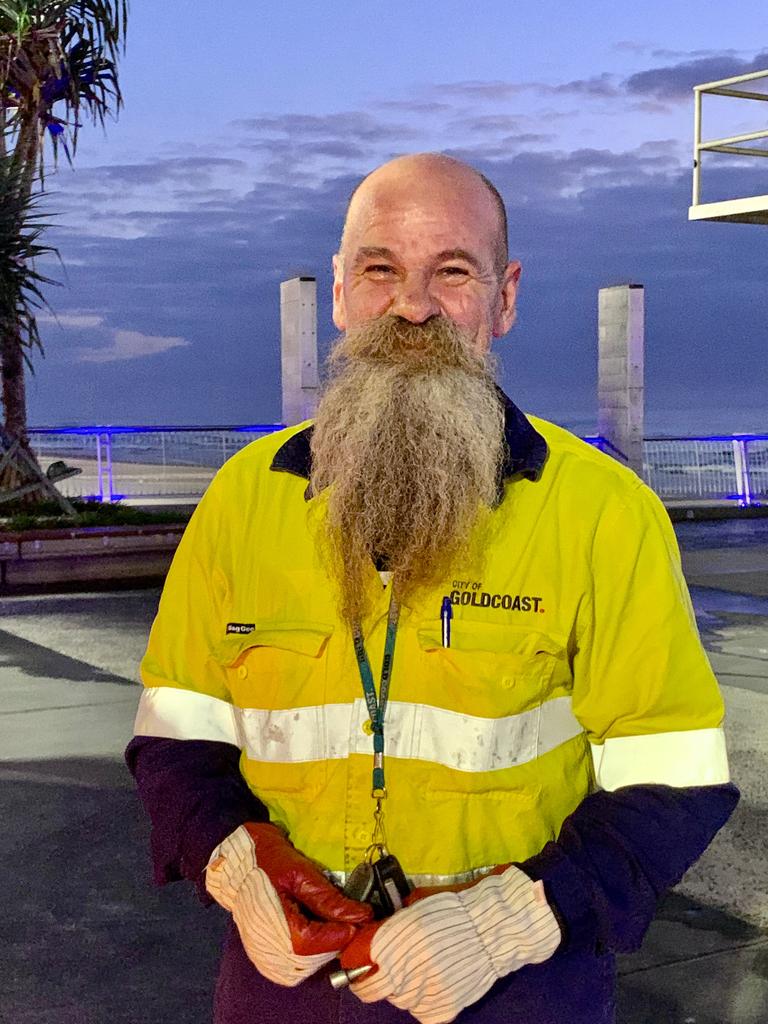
[125,734,739,949]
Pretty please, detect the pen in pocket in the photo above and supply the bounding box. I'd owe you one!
[441,596,453,648]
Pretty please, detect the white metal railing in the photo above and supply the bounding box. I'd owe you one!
[27,425,280,502]
[26,426,768,507]
[690,68,768,223]
[642,437,764,504]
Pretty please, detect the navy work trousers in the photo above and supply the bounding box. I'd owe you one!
[213,920,617,1024]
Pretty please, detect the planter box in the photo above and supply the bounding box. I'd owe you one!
[0,524,186,592]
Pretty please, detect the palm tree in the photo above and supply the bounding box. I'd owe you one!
[0,149,61,444]
[0,0,128,464]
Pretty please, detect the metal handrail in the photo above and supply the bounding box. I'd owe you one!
[699,128,768,152]
[28,423,283,434]
[25,426,768,507]
[692,68,768,208]
[694,68,768,93]
[582,434,629,461]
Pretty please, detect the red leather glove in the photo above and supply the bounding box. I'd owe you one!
[243,822,373,954]
[340,919,382,978]
[206,822,373,986]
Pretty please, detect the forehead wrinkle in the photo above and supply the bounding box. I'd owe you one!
[349,246,486,274]
[350,245,398,266]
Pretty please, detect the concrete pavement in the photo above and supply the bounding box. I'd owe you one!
[1,525,767,1023]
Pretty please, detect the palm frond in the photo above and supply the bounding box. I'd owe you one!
[1,0,129,175]
[0,150,62,360]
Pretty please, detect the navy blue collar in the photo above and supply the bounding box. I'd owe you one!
[270,388,548,504]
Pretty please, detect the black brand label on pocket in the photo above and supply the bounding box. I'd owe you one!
[226,622,255,635]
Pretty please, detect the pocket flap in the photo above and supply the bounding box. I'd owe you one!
[417,620,564,658]
[215,622,334,664]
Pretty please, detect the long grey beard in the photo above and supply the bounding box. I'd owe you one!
[310,316,506,627]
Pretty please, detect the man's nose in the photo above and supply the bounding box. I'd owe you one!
[390,276,440,324]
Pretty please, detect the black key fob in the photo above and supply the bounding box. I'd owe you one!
[371,854,413,918]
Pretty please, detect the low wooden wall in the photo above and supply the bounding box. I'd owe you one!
[0,524,186,592]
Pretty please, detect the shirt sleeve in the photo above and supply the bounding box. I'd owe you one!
[521,781,739,953]
[572,479,729,789]
[125,469,270,903]
[125,736,270,904]
[521,477,739,953]
[135,474,238,738]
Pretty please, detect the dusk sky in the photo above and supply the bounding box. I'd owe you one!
[25,0,768,434]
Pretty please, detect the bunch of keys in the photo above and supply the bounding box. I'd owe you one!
[343,842,412,919]
[329,844,413,989]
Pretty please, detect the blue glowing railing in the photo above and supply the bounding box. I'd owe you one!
[643,435,767,507]
[26,425,767,506]
[585,433,767,506]
[27,425,281,503]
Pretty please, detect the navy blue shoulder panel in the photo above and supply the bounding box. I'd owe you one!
[268,387,549,500]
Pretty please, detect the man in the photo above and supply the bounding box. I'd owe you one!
[126,153,739,1024]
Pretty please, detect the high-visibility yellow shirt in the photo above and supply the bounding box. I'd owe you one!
[134,410,729,886]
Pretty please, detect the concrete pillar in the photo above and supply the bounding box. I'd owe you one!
[597,284,645,477]
[280,276,319,426]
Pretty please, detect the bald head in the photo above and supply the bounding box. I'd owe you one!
[332,152,521,351]
[341,154,509,277]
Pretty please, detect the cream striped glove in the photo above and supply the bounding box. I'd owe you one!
[345,865,561,1023]
[205,823,371,987]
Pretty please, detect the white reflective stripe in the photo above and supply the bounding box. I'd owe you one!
[133,687,241,746]
[590,727,730,791]
[328,865,499,888]
[132,688,584,772]
[239,697,584,772]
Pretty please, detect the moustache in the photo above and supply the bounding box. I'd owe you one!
[330,315,487,373]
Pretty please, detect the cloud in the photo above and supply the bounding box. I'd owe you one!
[438,80,531,101]
[625,50,768,101]
[430,51,768,111]
[550,74,620,98]
[70,156,250,188]
[37,311,105,329]
[230,112,412,144]
[650,47,744,61]
[447,114,526,134]
[374,100,456,115]
[436,74,622,102]
[74,329,189,363]
[22,59,768,428]
[242,136,368,162]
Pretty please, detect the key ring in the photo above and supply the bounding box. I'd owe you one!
[364,842,387,864]
[371,790,388,849]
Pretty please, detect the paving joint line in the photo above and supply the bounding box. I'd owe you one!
[0,697,139,717]
[619,936,768,976]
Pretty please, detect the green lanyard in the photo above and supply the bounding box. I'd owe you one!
[352,590,400,797]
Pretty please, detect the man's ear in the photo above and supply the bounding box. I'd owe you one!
[492,260,522,338]
[332,253,347,330]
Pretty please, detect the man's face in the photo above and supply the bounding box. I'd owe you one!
[332,163,521,356]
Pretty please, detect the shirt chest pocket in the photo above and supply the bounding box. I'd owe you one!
[411,620,576,795]
[216,623,334,795]
[221,624,334,709]
[415,620,566,719]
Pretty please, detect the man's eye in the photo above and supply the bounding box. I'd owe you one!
[365,264,395,276]
[439,266,470,278]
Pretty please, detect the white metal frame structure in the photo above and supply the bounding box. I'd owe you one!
[690,68,768,224]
